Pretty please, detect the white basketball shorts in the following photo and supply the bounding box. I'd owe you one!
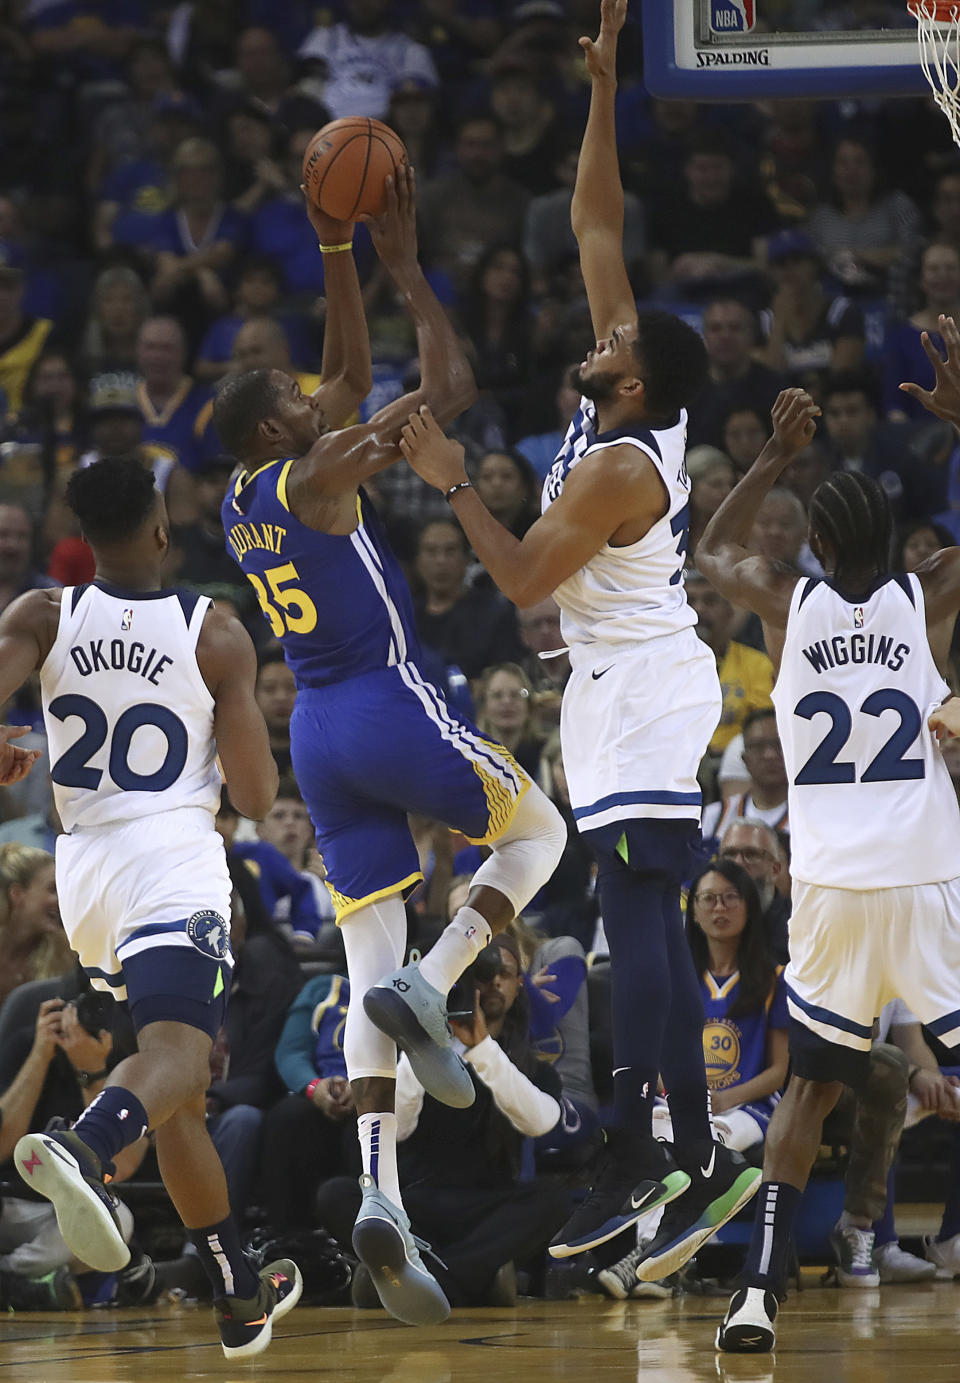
[786,877,960,1056]
[55,806,233,1001]
[560,626,722,833]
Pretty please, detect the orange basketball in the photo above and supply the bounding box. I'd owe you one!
[301,118,408,222]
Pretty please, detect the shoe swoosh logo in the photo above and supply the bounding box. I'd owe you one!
[630,1188,654,1211]
[701,1147,716,1178]
[591,665,614,680]
[740,1334,763,1344]
[245,1313,268,1327]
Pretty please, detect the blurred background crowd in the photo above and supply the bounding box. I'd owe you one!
[3,0,960,1318]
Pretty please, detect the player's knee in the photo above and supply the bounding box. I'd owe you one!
[863,1042,909,1106]
[517,781,567,863]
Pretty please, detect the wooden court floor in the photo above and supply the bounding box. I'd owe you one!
[3,1281,960,1383]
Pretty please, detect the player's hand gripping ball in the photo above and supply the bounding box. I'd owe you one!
[301,118,408,222]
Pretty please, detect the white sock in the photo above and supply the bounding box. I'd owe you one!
[418,906,492,994]
[358,1111,402,1209]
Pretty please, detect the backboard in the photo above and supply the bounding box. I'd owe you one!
[642,1,927,101]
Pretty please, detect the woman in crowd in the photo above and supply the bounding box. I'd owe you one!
[0,845,71,1010]
[475,662,544,779]
[806,137,922,300]
[685,446,735,563]
[78,266,150,376]
[473,447,540,540]
[458,243,534,434]
[885,242,960,421]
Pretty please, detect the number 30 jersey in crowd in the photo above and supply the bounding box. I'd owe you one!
[40,582,222,831]
[772,573,960,890]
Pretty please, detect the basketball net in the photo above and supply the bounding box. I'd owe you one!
[910,1,960,146]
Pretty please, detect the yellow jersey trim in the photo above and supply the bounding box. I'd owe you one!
[328,870,424,925]
[703,970,740,1002]
[277,458,295,512]
[462,740,532,846]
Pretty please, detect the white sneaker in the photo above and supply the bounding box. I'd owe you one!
[923,1232,960,1279]
[829,1220,879,1288]
[716,1285,778,1353]
[875,1241,937,1283]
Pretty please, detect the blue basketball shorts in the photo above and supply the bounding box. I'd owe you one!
[291,662,530,922]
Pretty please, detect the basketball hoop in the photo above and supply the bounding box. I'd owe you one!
[910,1,960,146]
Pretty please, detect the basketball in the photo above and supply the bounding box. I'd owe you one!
[301,118,408,222]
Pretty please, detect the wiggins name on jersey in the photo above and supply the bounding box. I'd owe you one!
[222,458,422,688]
[772,573,960,890]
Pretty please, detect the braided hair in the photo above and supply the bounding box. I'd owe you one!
[808,470,892,584]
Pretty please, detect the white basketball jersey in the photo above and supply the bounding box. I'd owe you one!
[40,583,222,831]
[541,397,697,647]
[772,574,960,889]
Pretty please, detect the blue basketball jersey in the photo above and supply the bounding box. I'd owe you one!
[222,459,422,688]
[701,967,788,1101]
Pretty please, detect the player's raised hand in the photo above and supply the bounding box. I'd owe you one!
[0,724,41,787]
[399,405,468,491]
[770,387,820,457]
[299,186,353,248]
[900,314,960,427]
[579,0,627,82]
[366,164,418,274]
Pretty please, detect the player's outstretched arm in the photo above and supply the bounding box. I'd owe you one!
[302,191,373,430]
[197,606,278,821]
[399,405,661,607]
[570,0,636,341]
[293,169,476,495]
[696,388,819,626]
[0,589,57,787]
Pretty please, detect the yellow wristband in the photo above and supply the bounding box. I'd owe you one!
[318,241,353,253]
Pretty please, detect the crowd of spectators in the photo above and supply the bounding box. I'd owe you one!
[3,0,960,1318]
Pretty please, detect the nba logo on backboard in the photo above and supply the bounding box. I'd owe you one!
[710,0,755,32]
[854,606,864,629]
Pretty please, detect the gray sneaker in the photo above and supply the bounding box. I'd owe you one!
[351,1175,450,1326]
[363,962,475,1108]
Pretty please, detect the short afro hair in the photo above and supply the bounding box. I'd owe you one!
[65,457,158,545]
[633,310,709,419]
[212,368,283,460]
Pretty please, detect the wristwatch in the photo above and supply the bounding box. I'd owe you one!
[75,1067,108,1087]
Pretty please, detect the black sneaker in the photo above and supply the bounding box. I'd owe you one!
[214,1257,302,1360]
[716,1285,779,1353]
[14,1124,129,1272]
[0,1266,82,1311]
[548,1133,690,1259]
[635,1141,761,1282]
[112,1245,160,1307]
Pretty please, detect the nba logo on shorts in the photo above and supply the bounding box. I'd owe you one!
[710,0,755,32]
[186,910,230,959]
[854,606,865,629]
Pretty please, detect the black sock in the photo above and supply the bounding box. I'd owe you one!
[189,1215,259,1300]
[741,1181,802,1293]
[72,1086,149,1167]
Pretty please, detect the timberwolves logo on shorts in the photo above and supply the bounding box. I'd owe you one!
[710,0,755,32]
[703,1018,743,1089]
[186,910,230,960]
